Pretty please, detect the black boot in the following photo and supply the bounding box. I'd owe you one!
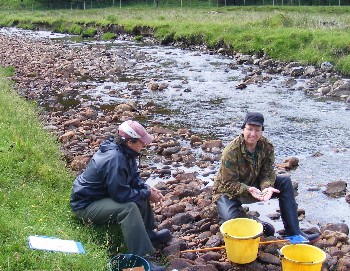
[299,230,320,244]
[275,175,320,244]
[147,229,172,244]
[249,216,275,237]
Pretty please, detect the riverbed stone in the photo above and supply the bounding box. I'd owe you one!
[323,180,347,198]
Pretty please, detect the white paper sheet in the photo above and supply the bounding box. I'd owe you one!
[28,236,85,254]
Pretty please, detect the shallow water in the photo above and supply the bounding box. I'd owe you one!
[2,27,350,230]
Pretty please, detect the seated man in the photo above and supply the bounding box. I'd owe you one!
[70,120,171,271]
[213,112,320,243]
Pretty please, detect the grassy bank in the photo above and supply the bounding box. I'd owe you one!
[1,6,350,74]
[0,67,125,270]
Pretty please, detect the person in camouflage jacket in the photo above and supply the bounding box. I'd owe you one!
[213,112,320,243]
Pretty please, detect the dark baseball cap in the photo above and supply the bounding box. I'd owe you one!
[241,112,264,129]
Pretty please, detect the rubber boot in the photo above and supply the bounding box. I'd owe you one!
[250,216,275,237]
[275,175,320,244]
[147,229,172,244]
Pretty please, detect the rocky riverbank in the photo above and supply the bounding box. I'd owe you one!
[1,29,350,271]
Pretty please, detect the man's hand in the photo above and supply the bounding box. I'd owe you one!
[248,186,280,201]
[149,187,164,205]
[261,187,280,201]
[248,186,264,201]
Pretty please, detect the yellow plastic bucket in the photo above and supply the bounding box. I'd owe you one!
[219,218,263,264]
[280,244,326,271]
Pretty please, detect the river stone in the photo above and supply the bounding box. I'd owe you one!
[258,252,281,265]
[162,146,181,155]
[321,223,349,235]
[205,235,222,248]
[337,256,350,271]
[346,194,350,204]
[323,180,347,198]
[162,203,186,218]
[171,213,193,225]
[321,61,333,71]
[167,258,194,270]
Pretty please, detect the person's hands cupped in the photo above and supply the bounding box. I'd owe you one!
[260,187,280,201]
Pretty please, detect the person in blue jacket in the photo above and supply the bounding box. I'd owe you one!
[70,120,171,271]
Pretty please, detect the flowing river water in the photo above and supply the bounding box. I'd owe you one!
[2,27,350,232]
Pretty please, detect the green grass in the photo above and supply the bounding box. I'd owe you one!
[1,6,350,73]
[0,67,125,270]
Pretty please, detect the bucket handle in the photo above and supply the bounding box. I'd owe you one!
[277,249,284,258]
[224,231,263,240]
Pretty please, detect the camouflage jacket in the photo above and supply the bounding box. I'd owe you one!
[213,134,276,202]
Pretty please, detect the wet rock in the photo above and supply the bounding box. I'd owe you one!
[200,251,222,262]
[346,194,350,204]
[258,252,280,265]
[70,155,91,171]
[201,140,223,150]
[171,213,193,225]
[317,85,332,96]
[162,203,186,218]
[323,180,347,198]
[162,243,181,258]
[158,82,169,90]
[190,135,202,145]
[245,260,269,271]
[322,230,349,243]
[147,82,159,90]
[162,146,181,156]
[304,66,317,76]
[174,172,197,181]
[321,61,333,72]
[321,223,349,235]
[63,118,81,128]
[151,126,175,135]
[337,255,350,271]
[267,212,280,220]
[237,54,253,64]
[167,258,194,270]
[205,235,222,248]
[290,66,304,77]
[330,80,350,97]
[235,82,247,89]
[59,130,76,143]
[276,156,299,170]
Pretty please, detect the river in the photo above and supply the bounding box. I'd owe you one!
[1,27,350,231]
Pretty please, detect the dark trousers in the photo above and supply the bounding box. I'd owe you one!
[216,175,300,235]
[75,198,156,256]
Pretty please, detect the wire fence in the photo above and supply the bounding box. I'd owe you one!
[18,0,350,10]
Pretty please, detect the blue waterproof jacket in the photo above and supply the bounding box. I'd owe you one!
[70,137,151,211]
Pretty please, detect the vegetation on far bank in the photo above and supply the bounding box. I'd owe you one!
[0,67,125,270]
[1,6,350,74]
